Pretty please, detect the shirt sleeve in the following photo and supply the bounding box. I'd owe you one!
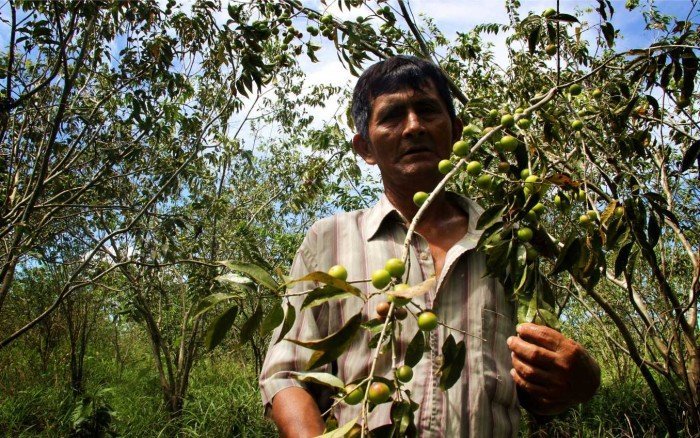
[258,229,331,413]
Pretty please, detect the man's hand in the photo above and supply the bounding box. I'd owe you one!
[506,322,601,416]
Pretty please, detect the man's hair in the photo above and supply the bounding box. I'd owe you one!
[351,55,456,140]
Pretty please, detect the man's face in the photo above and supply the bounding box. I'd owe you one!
[353,80,462,190]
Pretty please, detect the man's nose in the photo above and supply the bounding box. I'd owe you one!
[403,110,426,137]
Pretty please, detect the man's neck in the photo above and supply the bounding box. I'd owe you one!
[383,184,466,232]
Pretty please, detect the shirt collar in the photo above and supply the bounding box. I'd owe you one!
[364,192,485,243]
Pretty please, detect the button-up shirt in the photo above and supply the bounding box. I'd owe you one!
[259,194,520,437]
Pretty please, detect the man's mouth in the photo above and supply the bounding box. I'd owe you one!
[402,146,433,156]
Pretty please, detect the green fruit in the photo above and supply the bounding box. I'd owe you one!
[614,206,624,218]
[500,114,515,127]
[438,159,454,174]
[577,189,587,202]
[417,311,439,331]
[517,227,534,242]
[542,7,556,18]
[569,84,583,96]
[497,161,511,173]
[520,168,531,179]
[475,174,493,190]
[371,269,392,289]
[344,384,364,405]
[587,209,598,221]
[462,124,481,137]
[500,135,518,152]
[413,191,429,207]
[453,140,469,157]
[328,265,348,281]
[388,284,411,307]
[482,126,494,136]
[368,382,391,404]
[517,118,531,129]
[515,107,525,114]
[321,14,333,24]
[384,258,405,278]
[579,214,591,225]
[525,246,539,261]
[545,44,557,56]
[396,365,413,383]
[306,26,318,36]
[525,210,538,222]
[591,88,603,99]
[571,119,584,131]
[488,109,499,118]
[524,175,540,192]
[532,202,545,215]
[466,161,483,176]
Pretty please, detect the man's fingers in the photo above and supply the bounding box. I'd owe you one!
[507,335,556,368]
[511,353,558,386]
[515,322,563,352]
[509,368,562,400]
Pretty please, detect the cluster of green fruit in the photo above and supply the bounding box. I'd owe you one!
[326,258,440,409]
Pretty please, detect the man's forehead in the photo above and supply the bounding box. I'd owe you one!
[369,80,440,108]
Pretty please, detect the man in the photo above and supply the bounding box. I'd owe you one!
[260,56,600,437]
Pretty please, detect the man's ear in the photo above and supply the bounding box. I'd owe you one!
[451,117,464,143]
[352,133,377,165]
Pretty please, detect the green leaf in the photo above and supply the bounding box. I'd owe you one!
[615,242,634,278]
[528,26,541,55]
[602,22,615,47]
[274,304,296,345]
[439,335,466,391]
[204,305,238,351]
[476,204,506,230]
[291,371,345,390]
[289,313,363,370]
[260,301,284,336]
[404,330,426,368]
[647,212,661,247]
[390,400,415,436]
[191,292,239,321]
[239,302,263,344]
[534,308,561,331]
[301,285,356,310]
[316,417,358,438]
[219,261,279,291]
[552,13,580,23]
[287,271,362,299]
[551,236,582,275]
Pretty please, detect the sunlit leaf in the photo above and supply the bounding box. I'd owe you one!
[219,261,279,291]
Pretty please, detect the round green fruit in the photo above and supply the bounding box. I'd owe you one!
[344,384,364,405]
[577,189,587,202]
[569,84,583,96]
[591,88,603,99]
[488,109,499,118]
[532,202,545,215]
[328,265,348,281]
[371,269,392,289]
[497,161,511,173]
[525,210,538,222]
[542,7,556,18]
[417,311,439,331]
[368,382,391,404]
[384,258,405,278]
[515,107,525,114]
[413,191,429,207]
[321,14,333,24]
[475,174,493,190]
[438,159,454,174]
[466,161,483,176]
[500,135,518,152]
[462,124,481,137]
[545,44,557,56]
[396,365,413,383]
[501,114,515,128]
[482,126,494,136]
[517,227,534,242]
[614,206,624,218]
[524,175,540,192]
[520,168,531,179]
[453,140,469,157]
[587,209,598,221]
[525,246,539,261]
[517,118,531,129]
[579,214,591,225]
[571,119,584,131]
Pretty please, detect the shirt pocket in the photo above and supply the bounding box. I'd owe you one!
[480,307,517,409]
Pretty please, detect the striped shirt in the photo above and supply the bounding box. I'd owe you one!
[260,193,520,437]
